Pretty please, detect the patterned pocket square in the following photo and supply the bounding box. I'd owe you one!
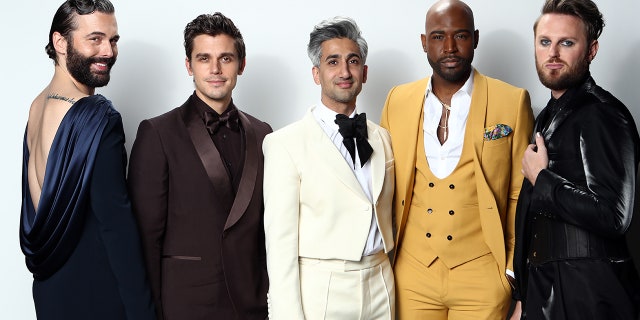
[484,124,513,141]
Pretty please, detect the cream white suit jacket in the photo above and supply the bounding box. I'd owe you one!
[262,107,395,319]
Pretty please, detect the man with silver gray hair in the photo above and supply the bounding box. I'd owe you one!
[263,16,396,319]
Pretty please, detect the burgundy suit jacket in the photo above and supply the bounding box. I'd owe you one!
[128,94,271,320]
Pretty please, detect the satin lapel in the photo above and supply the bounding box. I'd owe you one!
[368,123,385,203]
[542,103,576,142]
[532,108,548,142]
[305,112,367,199]
[183,102,234,205]
[470,70,489,164]
[224,111,258,230]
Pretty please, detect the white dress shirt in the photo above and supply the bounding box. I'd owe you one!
[423,73,474,179]
[312,104,383,256]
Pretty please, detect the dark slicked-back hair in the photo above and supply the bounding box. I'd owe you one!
[534,0,604,43]
[183,12,246,64]
[307,16,368,67]
[46,0,115,64]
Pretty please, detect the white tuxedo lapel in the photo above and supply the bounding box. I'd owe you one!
[367,122,385,204]
[302,111,369,200]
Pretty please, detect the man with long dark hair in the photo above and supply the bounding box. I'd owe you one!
[20,1,156,319]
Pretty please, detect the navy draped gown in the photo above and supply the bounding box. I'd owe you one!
[20,95,155,320]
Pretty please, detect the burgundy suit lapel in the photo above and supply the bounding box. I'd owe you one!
[183,101,234,207]
[224,111,258,230]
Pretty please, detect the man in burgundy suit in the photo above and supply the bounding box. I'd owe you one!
[128,12,271,320]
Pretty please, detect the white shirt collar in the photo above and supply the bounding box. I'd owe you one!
[426,68,475,98]
[312,102,358,132]
[424,68,474,125]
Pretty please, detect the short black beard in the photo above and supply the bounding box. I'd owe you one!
[66,44,116,88]
[428,55,473,83]
[536,54,589,91]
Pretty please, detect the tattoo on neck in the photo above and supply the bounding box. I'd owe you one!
[46,93,77,104]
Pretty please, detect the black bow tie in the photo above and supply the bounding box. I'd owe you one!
[334,113,373,168]
[204,109,239,135]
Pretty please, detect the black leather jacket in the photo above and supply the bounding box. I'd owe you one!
[513,75,640,301]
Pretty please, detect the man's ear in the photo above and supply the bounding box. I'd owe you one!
[362,65,368,84]
[587,40,599,63]
[185,57,193,76]
[312,66,320,85]
[473,29,479,49]
[53,31,68,57]
[238,58,246,75]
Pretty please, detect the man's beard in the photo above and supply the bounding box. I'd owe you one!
[536,53,589,91]
[428,55,473,83]
[66,45,116,88]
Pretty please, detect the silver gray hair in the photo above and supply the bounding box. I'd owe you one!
[307,16,368,67]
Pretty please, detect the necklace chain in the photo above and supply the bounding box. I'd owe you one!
[433,93,450,142]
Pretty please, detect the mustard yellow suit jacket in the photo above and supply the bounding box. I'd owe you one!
[380,70,533,288]
[263,107,395,319]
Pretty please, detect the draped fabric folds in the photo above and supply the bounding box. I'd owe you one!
[20,95,112,280]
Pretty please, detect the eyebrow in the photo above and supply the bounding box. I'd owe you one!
[536,34,578,41]
[84,31,119,41]
[194,53,211,59]
[429,29,472,35]
[194,52,236,59]
[325,52,361,61]
[84,31,106,38]
[346,53,361,60]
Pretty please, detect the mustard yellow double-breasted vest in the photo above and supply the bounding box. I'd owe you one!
[403,115,491,268]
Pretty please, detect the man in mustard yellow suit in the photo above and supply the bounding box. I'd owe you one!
[380,0,534,319]
[263,17,395,320]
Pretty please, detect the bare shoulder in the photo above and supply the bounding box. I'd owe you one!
[27,88,86,167]
[26,89,84,209]
[34,92,79,136]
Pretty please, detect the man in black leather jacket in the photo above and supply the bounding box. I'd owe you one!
[510,0,640,319]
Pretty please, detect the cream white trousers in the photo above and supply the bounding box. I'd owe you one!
[299,251,395,320]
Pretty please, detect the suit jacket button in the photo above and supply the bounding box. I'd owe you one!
[449,210,454,215]
[447,235,453,241]
[427,208,433,214]
[426,233,431,238]
[401,200,405,206]
[429,182,435,187]
[449,184,455,189]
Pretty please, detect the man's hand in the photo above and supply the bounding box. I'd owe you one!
[521,132,548,186]
[509,301,522,320]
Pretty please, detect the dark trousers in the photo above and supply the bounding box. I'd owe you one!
[523,259,640,320]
